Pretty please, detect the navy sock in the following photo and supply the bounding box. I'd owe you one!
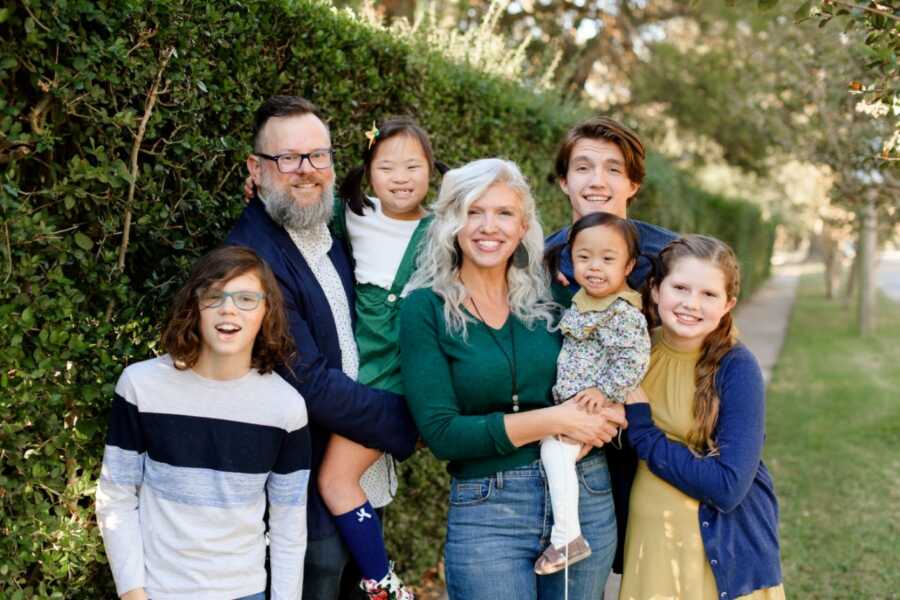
[333,501,390,581]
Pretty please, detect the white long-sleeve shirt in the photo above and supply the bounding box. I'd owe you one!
[95,355,310,599]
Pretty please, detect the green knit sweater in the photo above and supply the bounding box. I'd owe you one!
[399,288,562,478]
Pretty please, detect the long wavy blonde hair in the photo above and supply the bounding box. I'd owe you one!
[406,158,556,337]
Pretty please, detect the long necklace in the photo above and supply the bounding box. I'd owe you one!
[469,296,520,412]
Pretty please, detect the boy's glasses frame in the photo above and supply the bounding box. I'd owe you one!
[197,290,266,311]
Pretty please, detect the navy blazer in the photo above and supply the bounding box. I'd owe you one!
[227,197,418,540]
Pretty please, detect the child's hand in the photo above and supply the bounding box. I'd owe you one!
[555,270,570,287]
[573,387,608,414]
[243,176,255,203]
[625,386,650,405]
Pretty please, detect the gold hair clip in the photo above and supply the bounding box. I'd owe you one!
[365,121,379,149]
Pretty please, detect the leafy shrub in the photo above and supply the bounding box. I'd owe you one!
[0,0,772,595]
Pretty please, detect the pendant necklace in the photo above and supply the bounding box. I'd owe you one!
[469,296,520,412]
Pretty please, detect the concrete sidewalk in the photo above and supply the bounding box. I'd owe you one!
[733,263,803,384]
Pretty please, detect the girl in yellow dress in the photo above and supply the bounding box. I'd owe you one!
[619,235,785,600]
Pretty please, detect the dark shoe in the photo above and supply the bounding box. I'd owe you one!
[534,535,592,575]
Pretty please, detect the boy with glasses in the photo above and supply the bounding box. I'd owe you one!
[96,246,310,600]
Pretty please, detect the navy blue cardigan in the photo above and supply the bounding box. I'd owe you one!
[227,197,418,540]
[626,344,783,598]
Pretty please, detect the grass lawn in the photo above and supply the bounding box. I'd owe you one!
[765,274,900,599]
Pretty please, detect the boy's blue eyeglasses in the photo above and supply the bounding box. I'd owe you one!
[197,290,266,311]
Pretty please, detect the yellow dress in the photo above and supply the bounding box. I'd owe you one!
[619,333,785,600]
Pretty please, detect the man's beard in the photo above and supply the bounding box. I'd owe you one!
[259,179,334,231]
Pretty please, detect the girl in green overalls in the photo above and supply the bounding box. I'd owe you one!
[319,117,446,600]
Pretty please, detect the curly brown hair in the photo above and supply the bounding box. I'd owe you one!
[643,235,741,456]
[161,246,295,374]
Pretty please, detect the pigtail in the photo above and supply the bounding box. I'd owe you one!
[434,160,450,176]
[338,164,374,216]
[688,311,737,456]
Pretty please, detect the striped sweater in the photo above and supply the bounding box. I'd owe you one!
[95,355,311,599]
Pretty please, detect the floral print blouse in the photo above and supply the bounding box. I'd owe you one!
[553,287,651,404]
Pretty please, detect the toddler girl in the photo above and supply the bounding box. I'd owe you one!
[537,212,651,575]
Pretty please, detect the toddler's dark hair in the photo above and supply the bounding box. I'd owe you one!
[544,212,640,280]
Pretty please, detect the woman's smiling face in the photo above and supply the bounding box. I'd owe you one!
[456,182,528,272]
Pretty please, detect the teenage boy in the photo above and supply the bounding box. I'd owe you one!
[545,117,676,305]
[544,117,678,574]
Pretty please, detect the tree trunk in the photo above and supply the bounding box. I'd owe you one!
[857,194,877,335]
[821,227,839,300]
[843,245,859,307]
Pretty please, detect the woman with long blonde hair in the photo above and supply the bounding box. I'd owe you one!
[401,158,626,599]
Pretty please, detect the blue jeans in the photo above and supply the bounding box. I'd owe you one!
[444,453,617,600]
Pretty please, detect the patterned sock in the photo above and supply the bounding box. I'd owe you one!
[333,501,390,581]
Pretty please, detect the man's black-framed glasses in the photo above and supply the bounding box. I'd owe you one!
[254,149,334,173]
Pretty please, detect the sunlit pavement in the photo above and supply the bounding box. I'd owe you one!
[877,250,900,302]
[733,260,811,385]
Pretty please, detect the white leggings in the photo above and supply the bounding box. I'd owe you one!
[540,435,583,548]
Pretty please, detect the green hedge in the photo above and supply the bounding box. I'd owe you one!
[0,0,772,596]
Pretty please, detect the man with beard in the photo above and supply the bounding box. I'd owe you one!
[226,96,418,600]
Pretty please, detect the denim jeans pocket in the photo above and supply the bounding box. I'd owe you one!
[578,456,612,495]
[449,477,494,506]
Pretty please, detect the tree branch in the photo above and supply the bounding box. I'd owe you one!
[105,46,175,321]
[21,2,51,33]
[826,0,900,23]
[2,222,11,285]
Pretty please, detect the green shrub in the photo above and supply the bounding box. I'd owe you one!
[0,0,772,595]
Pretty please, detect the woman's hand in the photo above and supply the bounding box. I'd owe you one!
[626,386,650,406]
[243,176,255,203]
[553,400,619,447]
[120,588,148,600]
